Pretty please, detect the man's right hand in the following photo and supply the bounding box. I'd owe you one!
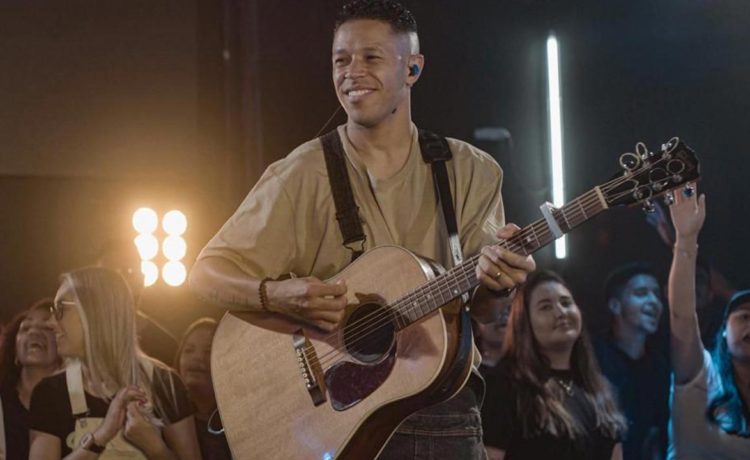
[265,278,348,332]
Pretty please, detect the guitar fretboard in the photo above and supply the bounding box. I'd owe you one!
[391,188,608,330]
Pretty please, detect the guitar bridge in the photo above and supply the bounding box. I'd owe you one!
[293,330,326,406]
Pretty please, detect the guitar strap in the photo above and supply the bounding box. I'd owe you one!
[417,129,464,268]
[320,130,366,262]
[319,129,463,266]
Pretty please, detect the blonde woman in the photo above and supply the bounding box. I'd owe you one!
[28,267,200,459]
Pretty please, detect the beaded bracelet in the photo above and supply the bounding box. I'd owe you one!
[259,277,272,312]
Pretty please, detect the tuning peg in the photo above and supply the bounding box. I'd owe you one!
[635,142,651,161]
[663,192,675,206]
[642,199,656,214]
[661,138,677,153]
[619,152,640,172]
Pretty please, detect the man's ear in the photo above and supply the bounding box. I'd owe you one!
[608,298,621,316]
[405,54,425,86]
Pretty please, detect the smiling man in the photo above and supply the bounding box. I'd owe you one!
[594,263,671,460]
[189,1,536,458]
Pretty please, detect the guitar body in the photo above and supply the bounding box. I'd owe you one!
[211,245,475,460]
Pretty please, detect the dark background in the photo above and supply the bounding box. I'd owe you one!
[1,0,748,336]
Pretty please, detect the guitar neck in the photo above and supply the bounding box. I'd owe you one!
[392,187,609,330]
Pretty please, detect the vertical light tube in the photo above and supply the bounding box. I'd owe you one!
[547,34,567,259]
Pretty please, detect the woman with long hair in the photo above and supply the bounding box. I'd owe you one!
[482,270,626,460]
[174,318,231,460]
[28,267,201,459]
[666,186,750,458]
[0,299,61,459]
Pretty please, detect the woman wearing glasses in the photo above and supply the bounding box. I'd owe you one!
[0,299,61,459]
[28,267,200,459]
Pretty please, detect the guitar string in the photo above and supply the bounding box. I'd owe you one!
[306,190,606,369]
[304,163,693,368]
[311,186,612,350]
[306,182,647,368]
[310,189,603,358]
[308,188,603,358]
[306,183,636,367]
[308,207,588,370]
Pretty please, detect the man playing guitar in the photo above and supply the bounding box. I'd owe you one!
[190,1,535,458]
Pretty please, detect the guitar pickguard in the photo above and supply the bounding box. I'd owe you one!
[324,344,397,411]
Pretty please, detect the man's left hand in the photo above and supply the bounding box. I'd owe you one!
[475,224,536,292]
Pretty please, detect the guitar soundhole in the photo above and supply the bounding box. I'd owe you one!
[343,303,395,363]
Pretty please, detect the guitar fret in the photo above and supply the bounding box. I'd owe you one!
[559,207,572,232]
[577,197,588,220]
[395,310,404,329]
[529,225,540,253]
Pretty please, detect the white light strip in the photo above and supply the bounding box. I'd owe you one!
[547,34,567,259]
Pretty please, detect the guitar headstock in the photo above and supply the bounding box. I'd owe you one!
[601,137,700,210]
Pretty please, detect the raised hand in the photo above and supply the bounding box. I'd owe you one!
[669,183,706,240]
[266,277,348,331]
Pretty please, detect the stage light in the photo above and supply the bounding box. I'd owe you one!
[132,207,188,287]
[162,210,187,236]
[141,261,159,287]
[134,234,159,261]
[162,261,187,287]
[547,34,567,259]
[132,208,158,234]
[162,235,187,261]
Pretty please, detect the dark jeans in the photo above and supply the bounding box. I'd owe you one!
[377,378,487,460]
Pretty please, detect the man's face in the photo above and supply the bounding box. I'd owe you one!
[332,19,414,128]
[614,274,663,335]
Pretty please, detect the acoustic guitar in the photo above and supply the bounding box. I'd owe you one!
[211,138,700,459]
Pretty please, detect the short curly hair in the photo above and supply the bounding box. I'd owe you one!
[335,0,418,34]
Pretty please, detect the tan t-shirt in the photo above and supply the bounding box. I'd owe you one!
[198,124,504,280]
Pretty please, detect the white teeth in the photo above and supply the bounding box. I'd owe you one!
[348,89,371,97]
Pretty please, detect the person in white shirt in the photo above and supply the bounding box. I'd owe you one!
[666,184,750,459]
